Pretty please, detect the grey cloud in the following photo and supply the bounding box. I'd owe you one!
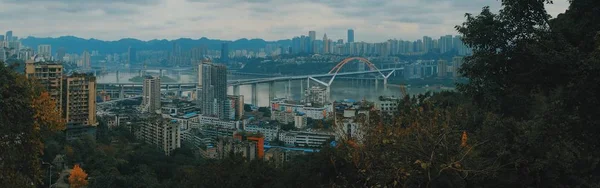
[1,0,160,5]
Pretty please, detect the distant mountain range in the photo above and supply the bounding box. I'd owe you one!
[20,36,292,55]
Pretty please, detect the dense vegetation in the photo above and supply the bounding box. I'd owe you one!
[2,0,600,187]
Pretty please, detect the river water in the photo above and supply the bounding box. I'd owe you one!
[97,69,452,107]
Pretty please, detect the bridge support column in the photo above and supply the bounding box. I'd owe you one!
[178,84,183,97]
[287,79,291,99]
[384,78,388,91]
[119,85,124,99]
[300,79,304,101]
[233,85,240,96]
[116,71,120,83]
[251,83,258,106]
[269,81,275,101]
[166,84,170,91]
[375,79,379,91]
[326,85,331,103]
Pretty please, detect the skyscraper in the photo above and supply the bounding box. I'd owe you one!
[423,36,433,53]
[308,31,316,41]
[37,44,52,59]
[82,50,91,69]
[437,60,448,78]
[0,35,4,42]
[200,62,228,119]
[323,34,329,54]
[309,31,316,53]
[128,46,136,64]
[220,43,229,63]
[62,73,97,126]
[57,47,66,61]
[347,29,355,43]
[142,76,161,113]
[5,31,12,42]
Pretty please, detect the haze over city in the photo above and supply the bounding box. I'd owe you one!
[3,1,600,188]
[0,0,569,42]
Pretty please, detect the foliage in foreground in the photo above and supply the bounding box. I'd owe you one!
[2,0,600,187]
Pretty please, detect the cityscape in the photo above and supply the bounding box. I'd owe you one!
[3,0,599,188]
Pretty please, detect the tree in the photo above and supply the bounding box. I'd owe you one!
[69,164,89,188]
[32,91,66,137]
[0,63,43,186]
[456,0,600,186]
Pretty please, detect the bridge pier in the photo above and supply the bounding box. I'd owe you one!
[251,83,258,106]
[300,79,304,101]
[375,78,379,91]
[178,84,182,97]
[119,84,124,99]
[233,85,240,96]
[287,79,291,99]
[269,81,275,101]
[384,78,388,91]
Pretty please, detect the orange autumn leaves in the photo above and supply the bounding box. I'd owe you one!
[69,164,88,188]
[31,92,65,134]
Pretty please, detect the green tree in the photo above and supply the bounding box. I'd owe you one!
[0,63,43,186]
[457,0,600,186]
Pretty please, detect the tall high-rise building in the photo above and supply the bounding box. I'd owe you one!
[220,43,229,63]
[56,47,66,61]
[323,34,329,54]
[437,60,448,78]
[200,62,228,119]
[227,95,244,120]
[308,31,316,53]
[142,76,161,113]
[5,31,12,42]
[308,31,316,41]
[37,44,52,59]
[82,50,91,69]
[423,36,433,53]
[25,60,64,113]
[62,73,97,126]
[128,46,136,64]
[347,29,355,43]
[0,35,4,42]
[452,57,464,78]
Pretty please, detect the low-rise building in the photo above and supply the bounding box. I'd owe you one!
[217,136,258,160]
[270,98,333,121]
[294,113,308,129]
[199,115,244,129]
[334,100,374,143]
[292,131,334,148]
[375,96,400,115]
[136,116,181,156]
[245,125,279,142]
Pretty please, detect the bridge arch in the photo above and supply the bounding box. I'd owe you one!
[328,57,383,76]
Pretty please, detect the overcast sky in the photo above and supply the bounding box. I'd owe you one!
[0,0,570,42]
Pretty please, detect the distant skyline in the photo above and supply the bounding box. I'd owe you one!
[0,0,570,42]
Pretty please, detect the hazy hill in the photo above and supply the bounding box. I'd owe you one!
[20,36,292,54]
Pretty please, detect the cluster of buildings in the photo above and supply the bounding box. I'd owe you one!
[0,30,95,70]
[403,57,465,79]
[286,29,472,57]
[24,60,98,140]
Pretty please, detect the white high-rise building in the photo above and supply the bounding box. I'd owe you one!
[142,76,161,113]
[199,61,228,119]
[37,44,52,59]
